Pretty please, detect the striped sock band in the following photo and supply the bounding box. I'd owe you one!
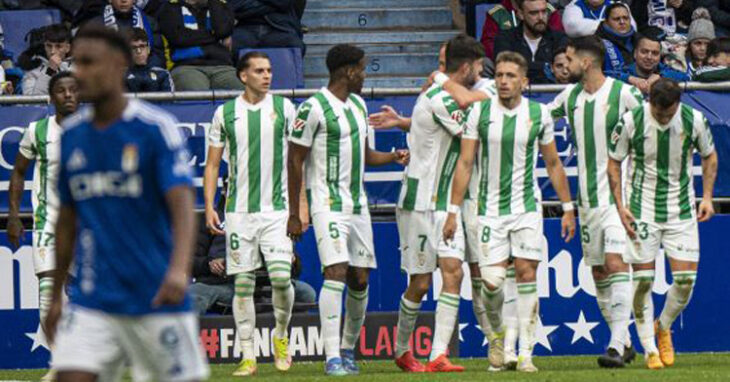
[609,272,631,284]
[322,280,345,293]
[595,278,612,290]
[633,269,655,283]
[235,272,256,298]
[672,270,697,285]
[438,292,461,309]
[516,282,537,295]
[266,260,292,290]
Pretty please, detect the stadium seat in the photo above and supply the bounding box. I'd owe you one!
[238,47,304,89]
[0,9,61,60]
[475,3,497,41]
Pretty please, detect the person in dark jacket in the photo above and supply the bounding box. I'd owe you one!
[493,0,567,84]
[614,34,690,93]
[596,3,636,80]
[694,37,730,81]
[228,0,304,54]
[630,0,694,36]
[125,28,173,92]
[698,0,730,36]
[158,0,245,90]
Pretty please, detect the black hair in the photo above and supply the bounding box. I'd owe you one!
[237,51,271,74]
[74,25,133,64]
[326,44,365,75]
[552,45,567,63]
[48,71,75,95]
[129,28,149,44]
[445,34,485,73]
[44,24,71,43]
[567,35,606,67]
[707,37,730,58]
[635,33,661,49]
[605,2,631,20]
[650,78,681,108]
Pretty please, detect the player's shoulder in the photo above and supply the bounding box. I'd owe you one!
[347,92,367,111]
[125,99,184,148]
[271,94,295,108]
[61,107,93,135]
[424,83,446,100]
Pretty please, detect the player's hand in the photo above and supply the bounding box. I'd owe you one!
[205,208,225,235]
[442,213,457,244]
[287,214,303,241]
[209,258,225,276]
[7,215,24,248]
[393,149,410,166]
[43,299,62,346]
[152,269,189,307]
[619,207,637,240]
[561,210,576,243]
[697,198,715,222]
[369,105,405,130]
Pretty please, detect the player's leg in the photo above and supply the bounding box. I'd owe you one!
[340,212,377,374]
[33,228,58,381]
[426,211,465,372]
[261,211,296,371]
[656,220,700,367]
[502,265,519,370]
[579,209,614,338]
[462,200,492,340]
[225,212,260,376]
[395,273,431,371]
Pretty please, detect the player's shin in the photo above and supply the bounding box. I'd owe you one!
[594,277,613,327]
[632,270,659,354]
[471,277,492,337]
[341,286,369,351]
[38,277,54,333]
[319,280,345,361]
[266,261,294,339]
[659,271,697,330]
[609,272,632,355]
[516,281,538,359]
[502,272,518,361]
[430,292,460,361]
[395,294,422,357]
[233,273,257,361]
[481,266,507,333]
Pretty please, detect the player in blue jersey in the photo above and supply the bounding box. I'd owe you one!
[43,26,209,382]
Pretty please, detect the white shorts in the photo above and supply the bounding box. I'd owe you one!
[225,210,293,275]
[53,305,210,382]
[396,208,465,275]
[624,219,700,264]
[32,225,56,275]
[312,211,376,269]
[578,206,627,266]
[478,211,544,266]
[462,199,480,264]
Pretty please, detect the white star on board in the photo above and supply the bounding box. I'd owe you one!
[458,323,469,342]
[475,325,489,346]
[535,317,559,352]
[564,310,600,345]
[25,324,49,352]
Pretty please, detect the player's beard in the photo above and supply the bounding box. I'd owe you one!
[568,69,584,84]
[464,66,478,89]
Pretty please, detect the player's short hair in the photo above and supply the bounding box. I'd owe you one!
[237,51,271,74]
[129,28,149,44]
[326,44,365,74]
[48,71,75,94]
[567,35,606,67]
[708,37,730,57]
[495,51,528,75]
[75,25,133,64]
[44,24,71,43]
[444,34,485,73]
[650,78,681,108]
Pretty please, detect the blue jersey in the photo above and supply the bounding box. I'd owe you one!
[58,99,194,315]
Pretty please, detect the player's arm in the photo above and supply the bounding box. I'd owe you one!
[369,105,411,131]
[540,140,575,242]
[204,109,226,234]
[365,137,409,166]
[7,153,31,248]
[287,143,310,241]
[443,138,477,242]
[437,73,489,109]
[45,204,76,345]
[696,116,718,222]
[607,113,636,238]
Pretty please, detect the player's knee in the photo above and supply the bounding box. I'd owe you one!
[269,272,292,291]
[591,265,608,281]
[323,263,348,282]
[234,272,256,298]
[481,266,506,291]
[672,273,696,304]
[441,265,463,288]
[346,268,370,291]
[408,274,431,296]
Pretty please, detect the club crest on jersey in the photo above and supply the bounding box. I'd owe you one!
[121,144,139,173]
[67,149,87,171]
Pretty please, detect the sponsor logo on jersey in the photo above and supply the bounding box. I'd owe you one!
[69,172,143,200]
[121,144,139,173]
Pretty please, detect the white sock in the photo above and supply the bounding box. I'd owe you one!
[608,272,631,355]
[503,271,518,356]
[483,284,504,334]
[341,286,368,351]
[516,282,538,359]
[38,277,53,334]
[320,280,345,361]
[471,278,492,338]
[632,270,658,354]
[266,260,294,339]
[430,292,460,361]
[594,277,612,326]
[395,295,421,357]
[659,271,697,330]
[233,273,257,360]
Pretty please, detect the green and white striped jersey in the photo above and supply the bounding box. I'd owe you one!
[609,102,715,223]
[398,84,465,212]
[209,94,296,213]
[289,87,374,215]
[549,77,643,208]
[463,97,554,217]
[18,116,62,231]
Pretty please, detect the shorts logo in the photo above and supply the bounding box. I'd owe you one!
[121,144,139,173]
[417,252,426,266]
[333,240,342,254]
[160,326,183,377]
[230,251,241,264]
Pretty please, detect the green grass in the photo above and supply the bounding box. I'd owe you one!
[3,353,730,381]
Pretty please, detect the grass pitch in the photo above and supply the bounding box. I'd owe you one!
[2,353,730,381]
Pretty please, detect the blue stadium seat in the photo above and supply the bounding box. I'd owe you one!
[238,47,304,89]
[0,9,62,60]
[475,3,497,41]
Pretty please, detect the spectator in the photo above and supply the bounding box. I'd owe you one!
[547,44,571,83]
[73,0,163,29]
[697,0,730,37]
[494,0,567,84]
[694,37,730,81]
[630,0,693,36]
[686,8,716,77]
[562,0,607,37]
[480,0,563,60]
[228,0,305,54]
[616,34,689,93]
[84,0,165,68]
[596,3,636,79]
[125,28,173,92]
[21,24,72,96]
[158,0,245,91]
